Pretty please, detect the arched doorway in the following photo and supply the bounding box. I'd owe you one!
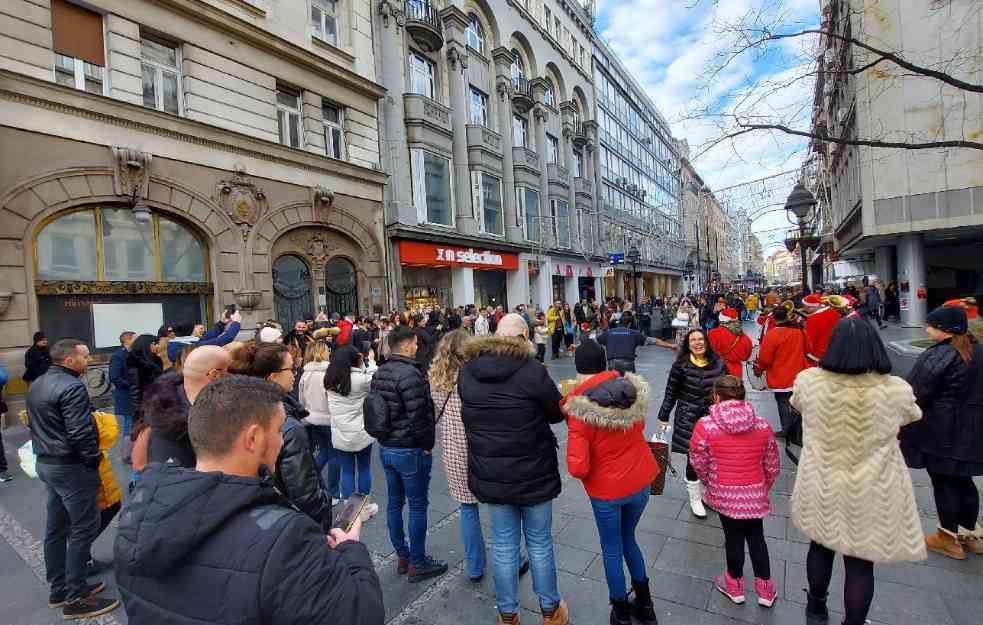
[273,254,314,326]
[324,256,358,316]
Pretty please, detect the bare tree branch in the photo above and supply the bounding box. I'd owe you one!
[734,122,983,151]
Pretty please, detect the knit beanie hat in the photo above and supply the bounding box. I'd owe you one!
[574,339,606,374]
[927,305,968,335]
[33,331,46,343]
[258,326,284,343]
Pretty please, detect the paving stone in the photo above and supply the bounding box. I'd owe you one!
[552,543,599,576]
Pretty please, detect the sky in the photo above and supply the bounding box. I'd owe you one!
[593,0,821,257]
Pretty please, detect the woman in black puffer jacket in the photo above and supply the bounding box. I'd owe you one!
[901,306,983,559]
[231,341,332,531]
[657,328,726,519]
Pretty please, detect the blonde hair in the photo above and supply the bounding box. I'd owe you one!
[305,340,331,365]
[428,330,470,392]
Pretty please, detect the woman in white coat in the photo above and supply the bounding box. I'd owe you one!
[297,340,339,503]
[324,345,378,517]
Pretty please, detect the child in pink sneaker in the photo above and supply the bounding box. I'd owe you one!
[689,375,781,607]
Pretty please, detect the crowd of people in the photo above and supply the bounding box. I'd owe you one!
[3,284,980,625]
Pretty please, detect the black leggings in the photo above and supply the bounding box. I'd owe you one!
[719,515,770,580]
[551,329,564,358]
[807,541,874,625]
[685,456,698,481]
[929,472,980,532]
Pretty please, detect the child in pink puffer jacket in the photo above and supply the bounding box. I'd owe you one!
[689,375,781,608]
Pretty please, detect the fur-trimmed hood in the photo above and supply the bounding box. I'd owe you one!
[562,371,650,430]
[463,335,537,384]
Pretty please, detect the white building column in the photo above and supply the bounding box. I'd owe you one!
[616,271,626,300]
[536,262,553,312]
[451,267,475,308]
[594,276,603,303]
[874,245,895,285]
[508,261,530,311]
[565,274,580,307]
[897,234,927,327]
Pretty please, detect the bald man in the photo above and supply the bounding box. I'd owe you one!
[143,346,231,467]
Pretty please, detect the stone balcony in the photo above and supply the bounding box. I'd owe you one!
[403,93,452,143]
[466,124,501,153]
[512,146,540,172]
[574,176,592,198]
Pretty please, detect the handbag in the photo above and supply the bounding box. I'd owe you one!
[647,429,676,495]
[746,345,768,391]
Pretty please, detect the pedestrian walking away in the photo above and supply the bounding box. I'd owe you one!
[689,375,780,608]
[657,328,726,519]
[791,317,925,625]
[901,305,983,559]
[562,342,659,625]
[754,306,812,438]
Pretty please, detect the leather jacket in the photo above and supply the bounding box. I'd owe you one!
[26,365,100,467]
[275,394,332,532]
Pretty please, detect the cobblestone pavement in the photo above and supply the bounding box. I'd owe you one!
[1,322,981,625]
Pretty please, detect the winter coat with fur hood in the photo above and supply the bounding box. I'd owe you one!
[562,371,659,500]
[688,400,779,519]
[459,335,564,506]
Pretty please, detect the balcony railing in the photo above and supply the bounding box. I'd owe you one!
[572,123,588,149]
[404,0,443,52]
[511,77,533,114]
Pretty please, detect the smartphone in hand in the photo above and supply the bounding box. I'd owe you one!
[333,493,369,533]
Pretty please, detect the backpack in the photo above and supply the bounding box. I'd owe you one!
[362,390,390,440]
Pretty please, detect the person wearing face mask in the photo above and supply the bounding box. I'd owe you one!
[657,329,727,519]
[114,376,383,625]
[231,342,332,532]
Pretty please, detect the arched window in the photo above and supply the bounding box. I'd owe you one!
[36,207,207,282]
[544,78,555,107]
[510,50,525,83]
[465,13,485,54]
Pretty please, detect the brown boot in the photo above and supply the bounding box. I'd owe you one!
[926,528,966,560]
[542,599,569,625]
[958,525,983,555]
[497,612,520,625]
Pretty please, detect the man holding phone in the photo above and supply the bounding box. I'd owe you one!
[115,376,383,625]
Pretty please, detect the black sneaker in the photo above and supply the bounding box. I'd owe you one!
[0,471,13,482]
[83,558,113,577]
[48,582,106,608]
[62,595,120,620]
[407,556,448,583]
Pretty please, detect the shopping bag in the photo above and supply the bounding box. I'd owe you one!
[746,345,768,391]
[18,440,37,478]
[647,429,675,495]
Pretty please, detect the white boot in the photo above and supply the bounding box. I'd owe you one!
[686,479,707,519]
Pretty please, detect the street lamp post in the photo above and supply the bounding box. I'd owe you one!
[627,244,641,310]
[784,182,817,293]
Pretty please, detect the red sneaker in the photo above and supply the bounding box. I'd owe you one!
[714,571,745,604]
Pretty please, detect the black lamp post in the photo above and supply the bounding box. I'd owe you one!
[627,244,641,309]
[784,182,817,293]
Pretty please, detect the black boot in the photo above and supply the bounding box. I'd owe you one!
[630,578,658,624]
[610,598,632,625]
[805,590,829,625]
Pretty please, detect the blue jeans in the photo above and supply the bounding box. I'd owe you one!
[337,445,372,499]
[590,486,650,600]
[461,503,486,579]
[36,462,100,600]
[117,413,133,438]
[489,501,560,615]
[380,446,432,566]
[309,425,340,499]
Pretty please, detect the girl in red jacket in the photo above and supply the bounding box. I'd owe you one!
[562,340,659,625]
[689,375,780,608]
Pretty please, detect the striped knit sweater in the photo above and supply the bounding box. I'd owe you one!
[790,368,927,563]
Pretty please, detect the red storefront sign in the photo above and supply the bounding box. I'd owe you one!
[555,264,574,277]
[399,241,519,270]
[586,267,593,278]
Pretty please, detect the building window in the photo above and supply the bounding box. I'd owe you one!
[472,172,504,236]
[311,0,338,46]
[322,101,346,159]
[544,7,552,34]
[510,51,525,83]
[469,87,489,127]
[409,52,436,99]
[546,134,559,164]
[411,149,453,226]
[544,79,555,107]
[572,151,583,178]
[517,187,541,242]
[513,115,529,148]
[465,13,485,54]
[276,85,303,148]
[552,199,570,247]
[554,17,562,43]
[51,0,104,94]
[140,35,181,115]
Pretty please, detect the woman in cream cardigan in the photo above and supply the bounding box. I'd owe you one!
[790,317,925,625]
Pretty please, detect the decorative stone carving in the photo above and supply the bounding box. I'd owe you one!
[447,46,468,72]
[496,77,512,102]
[0,291,11,316]
[215,166,268,242]
[424,102,450,124]
[533,105,548,123]
[377,0,404,28]
[35,281,212,295]
[234,289,262,310]
[111,146,152,198]
[299,232,337,267]
[312,185,335,219]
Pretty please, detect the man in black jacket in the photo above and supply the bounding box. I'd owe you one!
[23,331,52,385]
[459,314,569,625]
[27,339,120,620]
[366,325,446,582]
[115,376,383,625]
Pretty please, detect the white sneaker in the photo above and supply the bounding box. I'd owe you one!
[360,502,380,520]
[331,497,342,506]
[686,479,707,519]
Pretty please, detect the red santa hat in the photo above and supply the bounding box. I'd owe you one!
[802,294,823,307]
[719,308,739,323]
[843,294,859,308]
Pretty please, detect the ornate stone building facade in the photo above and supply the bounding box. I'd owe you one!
[0,0,387,407]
